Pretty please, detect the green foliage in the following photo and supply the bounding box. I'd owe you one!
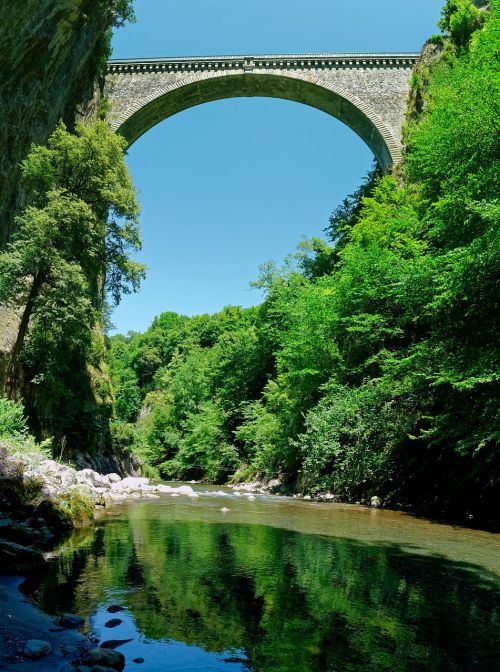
[438,0,484,48]
[0,396,52,455]
[0,396,28,440]
[108,306,273,482]
[108,4,499,521]
[52,487,95,526]
[0,120,144,448]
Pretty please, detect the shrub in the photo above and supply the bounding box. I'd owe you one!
[0,397,28,440]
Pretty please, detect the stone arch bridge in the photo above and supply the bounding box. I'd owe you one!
[105,53,419,172]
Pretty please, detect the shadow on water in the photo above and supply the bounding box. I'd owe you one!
[31,501,500,672]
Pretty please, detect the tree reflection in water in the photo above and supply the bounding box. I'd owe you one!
[33,506,500,672]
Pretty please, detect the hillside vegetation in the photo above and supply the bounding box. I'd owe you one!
[108,0,500,523]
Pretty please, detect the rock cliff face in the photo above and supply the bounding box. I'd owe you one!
[0,0,114,246]
[0,1,132,465]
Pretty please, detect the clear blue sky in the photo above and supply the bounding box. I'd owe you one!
[110,0,444,334]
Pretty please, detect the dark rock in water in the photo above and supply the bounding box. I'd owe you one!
[223,657,249,664]
[35,500,72,535]
[106,604,125,613]
[80,647,126,671]
[101,638,133,649]
[0,539,47,573]
[60,612,85,628]
[105,618,123,628]
[133,658,145,664]
[76,666,118,672]
[0,518,41,545]
[25,639,52,658]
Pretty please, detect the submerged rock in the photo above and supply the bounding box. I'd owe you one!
[80,647,126,671]
[101,638,133,649]
[24,638,52,658]
[106,605,125,613]
[105,618,123,628]
[76,665,122,672]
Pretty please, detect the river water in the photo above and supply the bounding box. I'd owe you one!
[33,484,500,671]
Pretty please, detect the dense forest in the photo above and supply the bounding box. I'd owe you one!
[107,0,499,521]
[0,0,498,523]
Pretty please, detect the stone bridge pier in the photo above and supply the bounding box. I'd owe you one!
[105,53,419,171]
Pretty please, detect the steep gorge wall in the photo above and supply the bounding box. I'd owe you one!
[0,1,134,471]
[0,0,116,246]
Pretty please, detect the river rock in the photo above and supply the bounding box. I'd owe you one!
[118,477,150,490]
[76,666,121,672]
[173,485,195,496]
[25,639,52,658]
[105,473,122,484]
[80,647,126,671]
[107,605,125,613]
[101,639,133,649]
[0,539,47,573]
[60,612,85,628]
[0,518,40,545]
[370,496,382,508]
[155,484,172,494]
[77,469,107,488]
[133,658,145,664]
[35,500,73,534]
[105,618,123,628]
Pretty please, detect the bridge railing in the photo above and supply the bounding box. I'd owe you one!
[107,53,419,74]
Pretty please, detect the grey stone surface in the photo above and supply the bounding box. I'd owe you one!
[105,53,419,171]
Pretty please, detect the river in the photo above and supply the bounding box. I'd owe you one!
[31,484,500,671]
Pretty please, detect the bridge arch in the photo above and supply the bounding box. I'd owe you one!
[110,71,397,171]
[106,54,418,172]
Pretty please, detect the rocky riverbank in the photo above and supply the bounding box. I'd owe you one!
[0,443,205,571]
[0,443,208,670]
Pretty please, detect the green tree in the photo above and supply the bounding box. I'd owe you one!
[0,121,145,395]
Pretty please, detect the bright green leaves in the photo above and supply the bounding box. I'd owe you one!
[0,120,144,433]
[438,0,484,49]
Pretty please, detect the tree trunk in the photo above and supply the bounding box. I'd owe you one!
[6,271,44,398]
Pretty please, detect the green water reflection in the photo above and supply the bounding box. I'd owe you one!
[34,495,500,672]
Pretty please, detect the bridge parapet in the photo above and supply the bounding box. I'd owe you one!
[107,53,418,73]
